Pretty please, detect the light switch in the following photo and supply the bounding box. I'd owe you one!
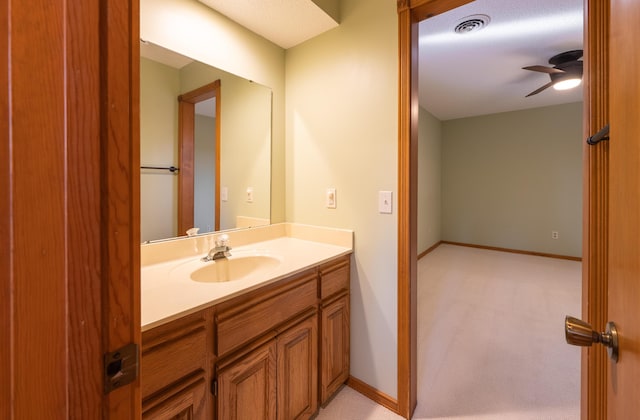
[326,188,336,209]
[379,191,392,214]
[221,187,228,202]
[246,187,253,203]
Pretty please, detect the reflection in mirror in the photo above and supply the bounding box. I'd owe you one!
[140,42,272,242]
[177,80,221,235]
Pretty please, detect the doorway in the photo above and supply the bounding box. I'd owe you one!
[397,1,610,418]
[416,3,584,417]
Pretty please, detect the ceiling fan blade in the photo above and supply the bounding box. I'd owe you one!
[525,81,554,97]
[522,65,565,74]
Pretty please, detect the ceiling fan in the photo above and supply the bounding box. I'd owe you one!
[522,50,584,97]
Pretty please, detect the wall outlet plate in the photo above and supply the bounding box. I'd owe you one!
[246,187,253,203]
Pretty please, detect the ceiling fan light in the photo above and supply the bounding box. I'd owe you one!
[553,78,582,91]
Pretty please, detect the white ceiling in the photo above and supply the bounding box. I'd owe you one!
[419,0,584,120]
[197,0,339,49]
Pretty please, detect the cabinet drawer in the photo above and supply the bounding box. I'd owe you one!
[142,372,208,420]
[141,314,208,398]
[217,272,317,356]
[319,257,350,300]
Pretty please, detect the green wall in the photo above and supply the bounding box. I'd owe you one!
[285,0,399,398]
[441,102,583,258]
[418,106,442,254]
[140,58,180,242]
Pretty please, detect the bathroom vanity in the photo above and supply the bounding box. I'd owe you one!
[139,224,352,419]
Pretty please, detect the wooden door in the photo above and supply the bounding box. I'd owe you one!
[218,341,277,419]
[1,0,140,418]
[277,314,318,420]
[607,0,640,416]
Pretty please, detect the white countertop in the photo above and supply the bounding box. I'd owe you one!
[142,236,352,331]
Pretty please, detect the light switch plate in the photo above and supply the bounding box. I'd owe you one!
[379,191,392,214]
[221,187,228,202]
[326,188,336,209]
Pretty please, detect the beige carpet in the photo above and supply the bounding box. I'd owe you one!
[317,244,581,419]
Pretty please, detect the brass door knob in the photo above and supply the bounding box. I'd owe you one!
[565,316,618,362]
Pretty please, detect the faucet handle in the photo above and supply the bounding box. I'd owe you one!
[215,234,230,248]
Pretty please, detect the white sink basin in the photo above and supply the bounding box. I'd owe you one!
[190,256,281,283]
[167,253,282,284]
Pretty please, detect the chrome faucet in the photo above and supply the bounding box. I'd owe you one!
[202,234,232,262]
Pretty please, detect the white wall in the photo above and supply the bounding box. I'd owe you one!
[441,102,583,257]
[285,0,399,398]
[418,106,442,254]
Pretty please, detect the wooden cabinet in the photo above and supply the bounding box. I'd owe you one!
[277,314,318,419]
[320,295,350,404]
[142,372,208,420]
[319,256,350,404]
[217,341,277,420]
[141,309,213,419]
[141,254,350,419]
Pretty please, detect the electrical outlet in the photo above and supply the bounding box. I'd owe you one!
[246,187,253,203]
[326,188,336,209]
[552,231,559,239]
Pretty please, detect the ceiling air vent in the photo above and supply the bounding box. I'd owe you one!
[454,14,491,34]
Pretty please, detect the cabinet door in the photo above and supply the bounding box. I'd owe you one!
[142,373,207,420]
[218,341,277,420]
[277,315,318,420]
[320,295,350,404]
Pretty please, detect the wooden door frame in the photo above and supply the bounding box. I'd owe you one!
[397,1,609,419]
[581,2,609,418]
[178,80,222,234]
[2,0,140,418]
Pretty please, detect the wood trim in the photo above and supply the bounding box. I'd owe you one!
[68,0,103,417]
[347,376,399,414]
[102,0,141,417]
[178,80,221,234]
[178,100,195,234]
[582,2,609,419]
[408,0,475,22]
[441,241,583,262]
[397,1,473,418]
[397,6,418,418]
[418,241,442,259]
[0,0,8,414]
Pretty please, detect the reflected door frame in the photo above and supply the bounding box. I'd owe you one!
[178,80,221,234]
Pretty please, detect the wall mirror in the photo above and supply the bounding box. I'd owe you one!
[140,41,272,242]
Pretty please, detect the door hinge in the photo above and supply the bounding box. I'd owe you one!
[104,343,139,394]
[211,378,218,396]
[586,124,610,145]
